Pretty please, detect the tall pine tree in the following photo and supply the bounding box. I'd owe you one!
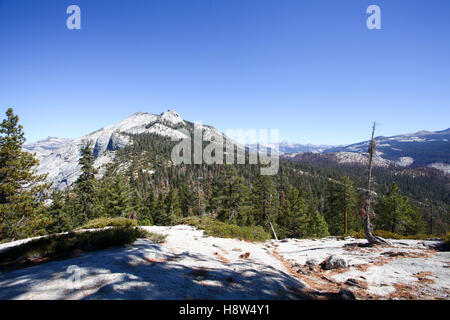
[374,182,425,235]
[73,140,100,222]
[251,175,278,236]
[323,177,359,236]
[209,165,250,224]
[102,174,134,217]
[0,108,49,241]
[276,187,309,238]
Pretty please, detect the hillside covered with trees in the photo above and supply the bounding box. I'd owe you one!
[1,108,448,243]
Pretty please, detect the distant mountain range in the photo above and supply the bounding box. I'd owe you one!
[323,128,450,172]
[23,110,449,189]
[246,141,333,155]
[249,128,450,173]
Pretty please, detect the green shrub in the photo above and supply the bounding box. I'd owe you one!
[444,232,450,250]
[181,216,270,242]
[146,231,167,244]
[344,229,439,240]
[138,219,153,226]
[0,226,158,271]
[80,217,138,229]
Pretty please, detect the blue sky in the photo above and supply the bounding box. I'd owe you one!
[0,0,449,145]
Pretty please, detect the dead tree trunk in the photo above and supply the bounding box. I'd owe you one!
[363,123,389,245]
[269,221,278,241]
[344,207,348,235]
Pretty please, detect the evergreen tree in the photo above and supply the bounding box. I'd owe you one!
[323,177,359,236]
[210,165,250,223]
[306,199,330,238]
[46,190,73,234]
[73,141,100,222]
[164,188,182,223]
[0,108,49,241]
[251,175,278,234]
[374,182,425,235]
[154,193,169,225]
[179,183,197,217]
[276,187,309,238]
[103,174,134,217]
[138,190,156,225]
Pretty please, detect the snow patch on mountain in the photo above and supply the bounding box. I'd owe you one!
[395,157,414,167]
[324,128,449,173]
[159,110,185,126]
[428,163,450,174]
[334,152,391,167]
[146,123,187,140]
[22,110,206,190]
[23,137,70,160]
[94,151,116,178]
[247,141,333,156]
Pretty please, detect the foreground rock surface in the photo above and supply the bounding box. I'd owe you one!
[0,225,448,300]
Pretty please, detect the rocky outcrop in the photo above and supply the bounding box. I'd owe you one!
[321,255,348,270]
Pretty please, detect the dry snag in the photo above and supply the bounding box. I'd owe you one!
[363,123,389,245]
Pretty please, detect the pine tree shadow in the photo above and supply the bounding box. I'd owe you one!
[0,238,335,300]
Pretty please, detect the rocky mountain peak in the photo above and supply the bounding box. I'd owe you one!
[160,109,184,126]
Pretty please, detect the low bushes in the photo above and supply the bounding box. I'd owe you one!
[80,217,138,229]
[443,232,450,251]
[345,229,441,240]
[181,216,270,242]
[0,226,160,271]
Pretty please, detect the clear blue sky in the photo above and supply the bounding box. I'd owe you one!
[0,0,449,145]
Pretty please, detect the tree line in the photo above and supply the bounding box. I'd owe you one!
[0,108,439,242]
